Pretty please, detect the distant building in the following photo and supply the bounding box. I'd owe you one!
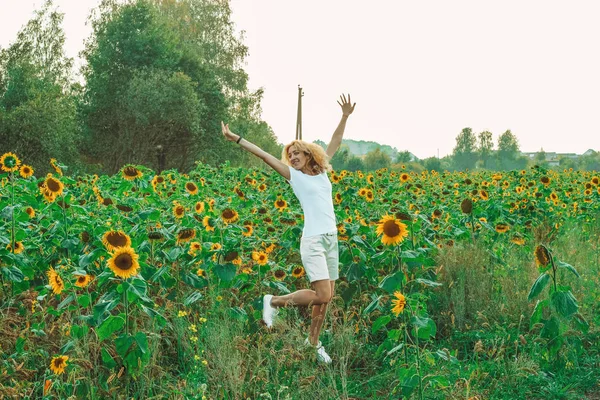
[520,149,595,167]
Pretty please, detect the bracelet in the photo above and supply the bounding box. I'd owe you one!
[236,136,243,144]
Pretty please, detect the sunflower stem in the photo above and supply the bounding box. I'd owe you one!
[124,283,129,336]
[10,171,15,253]
[61,195,69,259]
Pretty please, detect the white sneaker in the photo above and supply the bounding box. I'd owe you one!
[304,338,332,364]
[262,294,278,328]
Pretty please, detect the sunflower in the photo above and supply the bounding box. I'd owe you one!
[202,216,215,232]
[391,291,406,316]
[257,183,267,192]
[495,223,510,233]
[273,269,287,281]
[19,164,34,178]
[0,152,21,172]
[210,243,222,251]
[400,173,410,183]
[242,224,253,237]
[195,201,205,214]
[460,198,473,214]
[108,247,140,279]
[334,192,342,205]
[376,215,409,246]
[74,274,93,288]
[358,188,368,197]
[252,251,268,266]
[47,267,64,294]
[41,175,64,198]
[6,241,24,254]
[221,208,239,224]
[366,174,374,184]
[49,158,63,176]
[365,190,374,203]
[274,198,288,212]
[185,182,198,195]
[102,230,132,252]
[177,228,196,244]
[116,204,133,212]
[80,231,90,243]
[25,206,35,218]
[148,231,164,241]
[173,204,185,219]
[292,266,305,278]
[534,245,551,267]
[49,355,68,375]
[540,176,550,186]
[479,190,489,201]
[511,236,525,246]
[196,268,207,278]
[122,165,142,181]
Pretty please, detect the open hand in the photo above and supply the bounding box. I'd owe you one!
[337,94,356,116]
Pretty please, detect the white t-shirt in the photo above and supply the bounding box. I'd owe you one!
[288,166,337,237]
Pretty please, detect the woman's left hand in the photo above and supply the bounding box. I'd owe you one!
[337,93,356,116]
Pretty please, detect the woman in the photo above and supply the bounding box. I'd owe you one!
[221,94,356,363]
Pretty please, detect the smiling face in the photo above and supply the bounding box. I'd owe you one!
[287,145,310,171]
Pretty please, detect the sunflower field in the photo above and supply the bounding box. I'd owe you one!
[1,152,599,399]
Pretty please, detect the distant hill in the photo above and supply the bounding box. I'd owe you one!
[313,139,419,161]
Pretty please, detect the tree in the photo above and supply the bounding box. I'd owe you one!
[396,150,413,164]
[0,0,78,173]
[496,129,520,169]
[364,147,391,171]
[477,130,493,168]
[424,157,442,172]
[329,145,349,171]
[345,155,365,172]
[452,127,477,170]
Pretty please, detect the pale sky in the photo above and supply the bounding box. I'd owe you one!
[1,0,599,159]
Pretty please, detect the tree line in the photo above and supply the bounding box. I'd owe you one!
[319,128,599,172]
[0,0,282,176]
[1,0,597,175]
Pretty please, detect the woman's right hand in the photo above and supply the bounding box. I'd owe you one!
[221,121,239,142]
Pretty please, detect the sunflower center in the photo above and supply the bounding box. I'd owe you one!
[107,232,128,247]
[186,183,197,191]
[276,200,285,207]
[54,358,64,367]
[124,167,138,177]
[223,209,235,219]
[115,253,133,271]
[383,220,401,237]
[47,178,61,192]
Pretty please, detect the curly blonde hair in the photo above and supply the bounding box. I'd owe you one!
[281,140,331,174]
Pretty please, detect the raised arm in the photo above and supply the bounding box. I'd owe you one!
[221,122,290,180]
[325,93,356,159]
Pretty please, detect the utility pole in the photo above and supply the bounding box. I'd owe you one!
[295,85,304,141]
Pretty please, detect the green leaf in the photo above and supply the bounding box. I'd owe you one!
[1,266,24,282]
[57,294,75,310]
[372,315,392,334]
[345,262,366,281]
[101,348,117,369]
[266,280,290,294]
[134,332,149,354]
[228,307,248,322]
[363,295,382,315]
[556,261,580,278]
[71,324,88,339]
[572,313,589,334]
[77,294,91,308]
[411,316,437,340]
[415,278,442,287]
[97,314,126,341]
[530,299,549,329]
[213,263,236,282]
[183,291,204,306]
[528,273,550,301]
[79,249,103,269]
[551,290,578,319]
[379,271,405,294]
[386,343,404,357]
[540,316,560,339]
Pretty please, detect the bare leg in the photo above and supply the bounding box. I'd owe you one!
[270,280,331,308]
[309,280,335,345]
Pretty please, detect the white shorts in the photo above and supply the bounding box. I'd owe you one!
[300,232,339,282]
